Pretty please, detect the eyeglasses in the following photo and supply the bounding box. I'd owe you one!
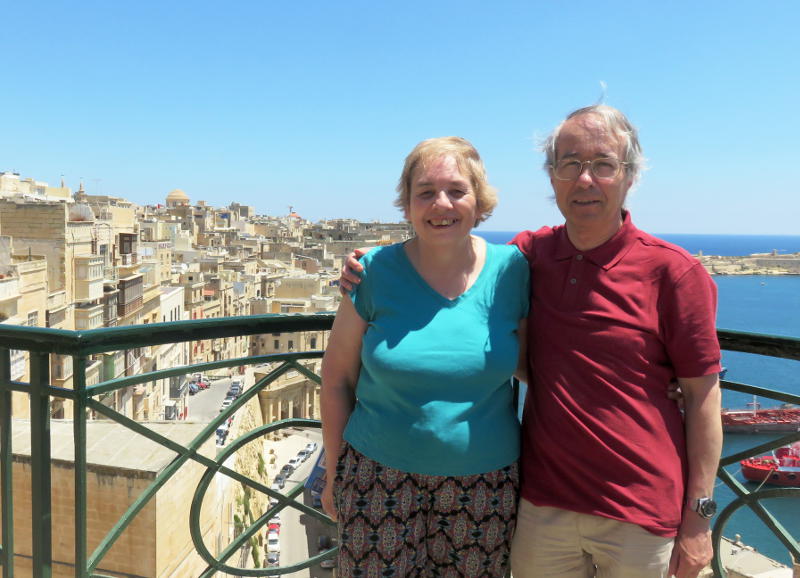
[551,158,628,181]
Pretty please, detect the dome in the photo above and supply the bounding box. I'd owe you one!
[166,189,190,206]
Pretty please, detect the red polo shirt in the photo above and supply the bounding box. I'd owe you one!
[512,212,721,537]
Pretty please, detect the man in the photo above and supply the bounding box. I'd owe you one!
[508,105,721,578]
[342,105,722,578]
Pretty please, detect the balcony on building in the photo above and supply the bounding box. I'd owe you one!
[73,255,105,303]
[0,272,19,322]
[117,274,144,321]
[74,302,104,331]
[102,284,120,327]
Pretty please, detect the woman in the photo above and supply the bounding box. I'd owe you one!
[321,136,529,577]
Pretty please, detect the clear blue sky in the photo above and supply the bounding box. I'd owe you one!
[3,0,798,235]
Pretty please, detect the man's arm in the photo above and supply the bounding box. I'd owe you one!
[513,319,528,384]
[668,373,722,578]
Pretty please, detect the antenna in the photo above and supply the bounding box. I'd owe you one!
[597,81,608,104]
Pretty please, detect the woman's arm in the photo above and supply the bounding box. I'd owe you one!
[320,297,367,520]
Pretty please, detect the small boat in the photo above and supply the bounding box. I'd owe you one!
[740,442,800,487]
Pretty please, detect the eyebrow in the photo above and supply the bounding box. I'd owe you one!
[413,178,470,188]
[558,152,620,160]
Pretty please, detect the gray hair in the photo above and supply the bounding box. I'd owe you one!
[542,105,646,186]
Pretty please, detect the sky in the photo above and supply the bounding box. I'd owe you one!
[2,0,799,235]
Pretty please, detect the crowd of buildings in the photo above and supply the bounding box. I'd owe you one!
[0,170,412,576]
[0,170,411,424]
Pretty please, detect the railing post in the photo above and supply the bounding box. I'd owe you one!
[73,356,88,577]
[0,348,14,578]
[29,351,52,578]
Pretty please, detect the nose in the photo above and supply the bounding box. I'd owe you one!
[575,163,594,188]
[433,190,453,208]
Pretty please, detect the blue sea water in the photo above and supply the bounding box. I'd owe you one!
[477,230,800,256]
[477,231,800,565]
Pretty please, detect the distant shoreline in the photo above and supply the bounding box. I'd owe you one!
[697,253,800,276]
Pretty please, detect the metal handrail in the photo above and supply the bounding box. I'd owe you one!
[0,320,797,577]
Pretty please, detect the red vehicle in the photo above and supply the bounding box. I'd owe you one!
[740,442,800,487]
[268,523,280,534]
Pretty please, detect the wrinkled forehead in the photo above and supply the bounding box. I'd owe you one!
[555,114,625,160]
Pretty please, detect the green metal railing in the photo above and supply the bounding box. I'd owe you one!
[712,330,800,576]
[0,314,336,578]
[0,319,798,577]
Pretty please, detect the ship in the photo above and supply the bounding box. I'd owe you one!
[740,442,800,487]
[721,395,800,433]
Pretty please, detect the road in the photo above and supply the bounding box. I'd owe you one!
[186,376,232,422]
[266,428,336,577]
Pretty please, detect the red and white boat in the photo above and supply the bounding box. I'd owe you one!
[740,442,800,487]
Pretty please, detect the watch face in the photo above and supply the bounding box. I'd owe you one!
[699,498,717,518]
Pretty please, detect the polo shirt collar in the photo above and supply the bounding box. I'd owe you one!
[554,211,638,270]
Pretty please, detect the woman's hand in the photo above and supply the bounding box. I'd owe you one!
[322,480,338,521]
[668,381,685,410]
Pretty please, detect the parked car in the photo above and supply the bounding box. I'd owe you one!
[274,475,286,488]
[268,514,281,525]
[288,456,302,468]
[219,399,233,412]
[266,552,280,567]
[320,558,337,569]
[280,465,293,476]
[267,533,280,552]
[268,522,280,534]
[297,449,310,461]
[305,442,318,453]
[188,382,199,395]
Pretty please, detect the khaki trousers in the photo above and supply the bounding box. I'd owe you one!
[511,499,674,578]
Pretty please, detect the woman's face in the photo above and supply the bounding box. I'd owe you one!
[406,155,478,246]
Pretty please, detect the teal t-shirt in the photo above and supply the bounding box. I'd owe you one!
[343,241,530,476]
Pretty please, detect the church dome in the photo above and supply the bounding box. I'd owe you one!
[166,189,190,206]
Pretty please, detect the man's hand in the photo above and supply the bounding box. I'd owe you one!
[668,513,713,577]
[338,247,373,294]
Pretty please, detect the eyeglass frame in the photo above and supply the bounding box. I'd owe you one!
[550,157,629,181]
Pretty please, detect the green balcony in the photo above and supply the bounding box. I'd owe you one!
[0,316,798,577]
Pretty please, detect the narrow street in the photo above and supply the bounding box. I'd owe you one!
[185,375,233,422]
[264,428,335,577]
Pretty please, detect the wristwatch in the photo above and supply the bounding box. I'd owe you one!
[687,497,717,519]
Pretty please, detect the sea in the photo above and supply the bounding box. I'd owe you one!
[476,231,800,565]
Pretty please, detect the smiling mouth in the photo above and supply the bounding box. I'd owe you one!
[573,200,600,206]
[429,218,457,227]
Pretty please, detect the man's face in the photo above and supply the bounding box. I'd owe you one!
[550,113,633,235]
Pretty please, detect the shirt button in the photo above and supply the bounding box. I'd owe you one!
[570,278,577,285]
[576,254,583,261]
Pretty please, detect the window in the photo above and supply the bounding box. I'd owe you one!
[27,311,39,327]
[310,337,317,349]
[274,340,279,350]
[288,340,294,350]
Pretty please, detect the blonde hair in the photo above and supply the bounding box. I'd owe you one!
[395,136,497,224]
